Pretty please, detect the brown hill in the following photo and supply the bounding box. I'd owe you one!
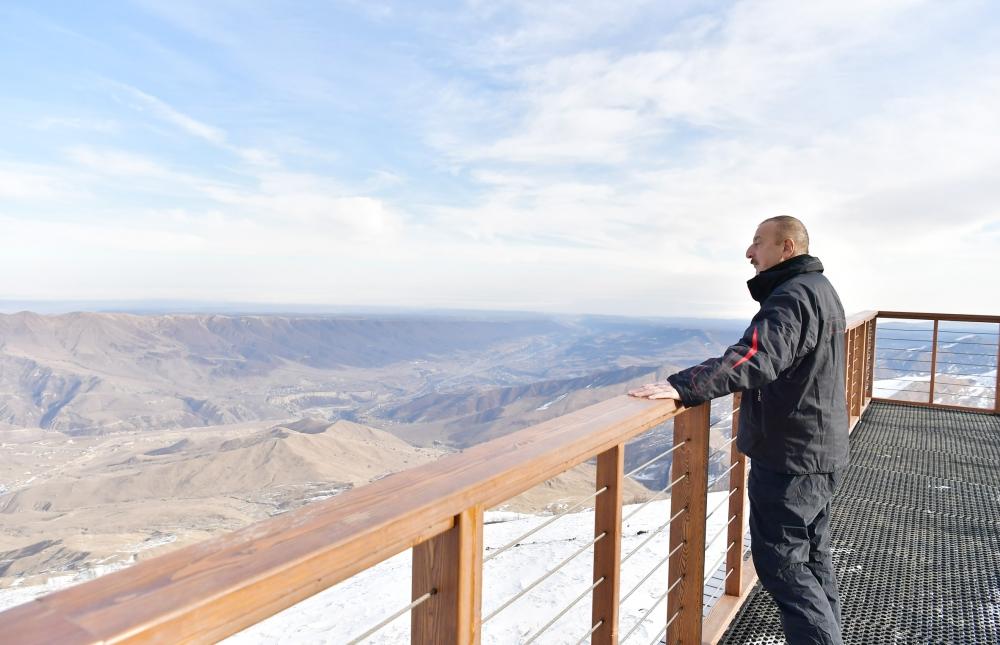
[0,311,563,433]
[0,419,440,514]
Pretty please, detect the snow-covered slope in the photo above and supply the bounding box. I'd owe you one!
[221,494,733,644]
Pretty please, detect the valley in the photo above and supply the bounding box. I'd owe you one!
[0,311,743,606]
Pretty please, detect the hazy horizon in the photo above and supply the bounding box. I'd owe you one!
[0,298,760,323]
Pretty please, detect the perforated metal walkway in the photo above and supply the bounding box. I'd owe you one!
[718,402,1000,644]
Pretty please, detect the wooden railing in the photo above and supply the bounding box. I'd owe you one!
[870,312,1000,414]
[846,310,878,431]
[1,310,991,644]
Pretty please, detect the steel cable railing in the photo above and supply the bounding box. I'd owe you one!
[704,515,738,554]
[620,540,685,607]
[624,400,734,486]
[706,461,739,490]
[704,540,737,584]
[620,576,682,643]
[573,620,604,645]
[482,532,607,624]
[621,506,687,566]
[648,610,682,645]
[621,473,689,524]
[872,374,932,382]
[723,545,753,583]
[625,440,688,479]
[521,576,606,644]
[500,398,743,642]
[935,373,998,381]
[931,392,995,402]
[345,589,437,644]
[878,361,997,402]
[706,435,737,463]
[935,360,998,368]
[705,487,739,524]
[484,486,608,563]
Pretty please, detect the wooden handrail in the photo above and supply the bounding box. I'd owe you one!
[846,310,878,328]
[876,311,999,324]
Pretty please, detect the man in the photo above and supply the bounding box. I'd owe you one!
[629,216,848,645]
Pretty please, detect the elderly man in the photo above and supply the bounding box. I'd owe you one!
[630,216,848,645]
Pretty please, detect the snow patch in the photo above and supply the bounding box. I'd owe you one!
[535,393,568,411]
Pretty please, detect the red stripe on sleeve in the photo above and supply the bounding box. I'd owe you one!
[732,327,758,368]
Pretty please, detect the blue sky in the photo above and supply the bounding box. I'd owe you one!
[1,0,998,317]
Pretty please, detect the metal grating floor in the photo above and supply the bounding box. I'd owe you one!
[717,402,1000,644]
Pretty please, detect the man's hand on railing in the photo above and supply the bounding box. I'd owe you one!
[628,381,682,400]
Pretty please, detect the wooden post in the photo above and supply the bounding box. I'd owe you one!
[865,319,876,402]
[412,506,483,645]
[928,319,939,405]
[848,327,857,419]
[666,403,710,645]
[852,326,864,419]
[847,327,858,418]
[844,328,854,419]
[858,322,868,412]
[591,444,624,644]
[724,394,746,597]
[845,327,853,422]
[995,323,1000,413]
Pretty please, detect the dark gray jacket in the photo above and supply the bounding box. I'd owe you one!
[667,255,848,474]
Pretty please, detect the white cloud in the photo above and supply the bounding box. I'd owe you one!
[113,83,274,166]
[122,85,227,145]
[434,0,937,168]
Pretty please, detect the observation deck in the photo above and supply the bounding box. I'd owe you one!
[0,311,997,644]
[719,401,1000,644]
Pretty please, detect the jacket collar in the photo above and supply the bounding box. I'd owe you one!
[747,254,824,302]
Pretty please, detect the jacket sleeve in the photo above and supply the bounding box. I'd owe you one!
[667,291,814,406]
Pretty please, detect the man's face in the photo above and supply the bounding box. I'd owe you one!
[746,221,787,274]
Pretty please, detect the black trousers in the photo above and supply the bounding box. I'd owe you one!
[748,463,844,645]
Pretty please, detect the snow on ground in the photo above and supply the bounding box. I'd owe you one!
[535,393,568,411]
[873,374,931,397]
[0,561,133,612]
[223,493,732,644]
[874,371,996,408]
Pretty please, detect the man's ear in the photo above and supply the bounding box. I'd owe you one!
[783,238,795,257]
